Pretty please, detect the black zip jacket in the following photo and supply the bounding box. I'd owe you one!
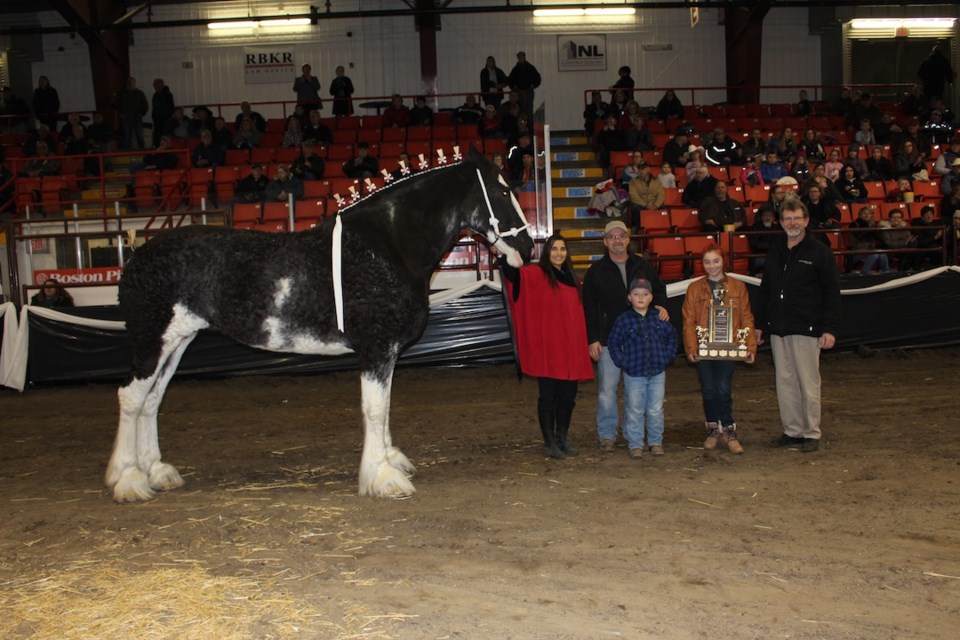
[582,253,668,346]
[756,232,841,338]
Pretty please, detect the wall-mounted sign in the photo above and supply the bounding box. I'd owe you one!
[243,47,296,84]
[557,35,607,71]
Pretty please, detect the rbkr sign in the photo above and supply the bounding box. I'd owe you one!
[244,47,296,84]
[557,35,607,71]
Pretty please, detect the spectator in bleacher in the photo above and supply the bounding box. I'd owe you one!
[879,209,915,270]
[909,204,944,269]
[769,127,797,161]
[211,116,233,150]
[917,45,955,102]
[512,152,537,192]
[281,115,304,149]
[265,164,304,203]
[885,177,914,203]
[685,145,705,177]
[875,112,902,146]
[789,155,811,184]
[846,205,890,274]
[507,51,541,115]
[303,109,333,146]
[20,140,60,177]
[232,116,261,150]
[508,132,535,173]
[32,75,60,131]
[922,110,953,145]
[164,106,190,140]
[941,181,960,225]
[391,152,416,181]
[742,128,767,161]
[329,65,355,116]
[499,101,521,141]
[342,141,379,180]
[739,155,764,187]
[948,209,960,262]
[480,56,508,108]
[830,87,853,117]
[748,207,782,276]
[940,157,960,198]
[700,181,746,231]
[657,162,677,189]
[456,94,484,125]
[854,118,876,147]
[760,151,787,184]
[655,89,683,121]
[191,129,224,168]
[624,114,653,152]
[798,128,825,163]
[759,184,788,220]
[802,163,843,203]
[293,64,322,112]
[823,148,843,182]
[59,112,84,144]
[291,139,325,181]
[234,101,266,133]
[626,159,664,233]
[844,143,869,179]
[903,118,932,156]
[31,279,73,308]
[142,135,179,170]
[595,115,628,175]
[894,139,926,180]
[933,136,960,179]
[661,129,690,168]
[611,66,635,103]
[23,124,57,157]
[796,89,811,118]
[187,106,215,139]
[151,79,175,149]
[64,123,99,175]
[926,97,954,124]
[900,84,927,118]
[866,145,894,181]
[682,165,717,209]
[802,184,841,243]
[478,104,503,140]
[617,100,641,131]
[0,85,30,131]
[619,150,646,186]
[837,164,868,204]
[704,128,742,166]
[382,94,411,129]
[610,89,628,117]
[846,92,881,131]
[409,96,434,127]
[508,114,533,149]
[233,163,269,204]
[86,112,116,153]
[583,91,611,137]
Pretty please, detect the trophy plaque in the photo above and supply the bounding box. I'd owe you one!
[695,281,750,361]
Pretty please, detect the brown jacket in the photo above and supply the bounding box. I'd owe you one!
[681,275,757,358]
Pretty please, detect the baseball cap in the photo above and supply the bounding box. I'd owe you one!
[629,278,653,294]
[604,220,628,236]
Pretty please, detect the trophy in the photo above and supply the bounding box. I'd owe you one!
[695,280,750,361]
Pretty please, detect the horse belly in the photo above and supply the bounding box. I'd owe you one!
[250,316,353,356]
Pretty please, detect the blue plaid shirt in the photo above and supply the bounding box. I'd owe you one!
[607,309,678,377]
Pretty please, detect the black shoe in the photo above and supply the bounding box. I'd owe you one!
[770,434,804,447]
[801,438,820,453]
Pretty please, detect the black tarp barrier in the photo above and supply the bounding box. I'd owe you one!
[18,269,960,386]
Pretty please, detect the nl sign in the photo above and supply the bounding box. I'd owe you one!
[557,35,607,71]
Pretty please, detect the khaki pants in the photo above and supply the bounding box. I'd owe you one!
[770,334,822,440]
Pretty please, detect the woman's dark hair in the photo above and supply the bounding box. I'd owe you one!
[618,66,631,75]
[538,233,578,291]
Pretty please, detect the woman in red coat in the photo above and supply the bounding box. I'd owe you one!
[502,234,594,458]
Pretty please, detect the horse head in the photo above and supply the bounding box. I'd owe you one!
[463,147,534,268]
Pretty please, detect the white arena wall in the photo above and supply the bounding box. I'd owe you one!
[30,4,821,131]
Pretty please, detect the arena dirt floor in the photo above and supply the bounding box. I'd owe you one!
[1,347,958,639]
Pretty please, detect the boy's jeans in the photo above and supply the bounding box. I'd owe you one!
[622,371,665,449]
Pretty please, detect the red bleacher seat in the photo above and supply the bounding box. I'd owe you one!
[685,235,719,276]
[670,208,700,232]
[909,201,936,218]
[729,234,751,275]
[483,138,506,155]
[232,203,262,228]
[253,221,289,233]
[743,184,771,205]
[407,126,432,142]
[381,127,406,142]
[662,187,683,208]
[250,147,274,165]
[303,180,330,198]
[224,149,249,166]
[337,116,361,130]
[864,181,886,201]
[837,203,853,225]
[433,125,456,140]
[265,119,286,133]
[647,236,687,281]
[433,111,454,126]
[406,141,432,158]
[133,171,160,208]
[326,177,359,197]
[706,166,728,182]
[260,132,283,148]
[262,202,291,224]
[294,218,323,231]
[327,144,354,161]
[295,198,327,219]
[639,209,672,234]
[275,147,300,164]
[878,202,908,220]
[333,129,357,145]
[361,115,383,129]
[188,167,213,207]
[214,165,239,203]
[912,181,940,199]
[159,169,186,210]
[357,129,381,144]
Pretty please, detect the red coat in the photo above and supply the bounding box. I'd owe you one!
[506,266,594,381]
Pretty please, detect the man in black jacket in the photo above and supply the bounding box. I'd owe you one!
[582,220,670,453]
[756,198,841,453]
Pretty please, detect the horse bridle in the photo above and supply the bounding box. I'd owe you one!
[475,168,530,241]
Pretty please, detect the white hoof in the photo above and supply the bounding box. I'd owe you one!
[386,447,416,477]
[148,462,185,492]
[359,462,417,499]
[112,467,156,503]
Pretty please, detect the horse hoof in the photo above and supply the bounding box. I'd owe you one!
[148,462,185,492]
[359,463,416,499]
[387,447,416,477]
[112,467,156,503]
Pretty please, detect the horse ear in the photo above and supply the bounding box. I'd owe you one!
[466,145,484,162]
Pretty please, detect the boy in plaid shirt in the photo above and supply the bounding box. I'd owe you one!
[607,278,678,458]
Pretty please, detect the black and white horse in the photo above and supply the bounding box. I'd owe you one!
[106,148,533,502]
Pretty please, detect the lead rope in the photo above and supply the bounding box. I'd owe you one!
[333,213,345,333]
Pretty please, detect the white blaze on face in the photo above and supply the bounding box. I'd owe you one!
[273,277,292,309]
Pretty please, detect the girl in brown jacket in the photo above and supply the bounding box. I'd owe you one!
[681,244,757,453]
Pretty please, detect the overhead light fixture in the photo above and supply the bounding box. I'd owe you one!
[208,18,311,30]
[533,8,636,17]
[850,18,955,30]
